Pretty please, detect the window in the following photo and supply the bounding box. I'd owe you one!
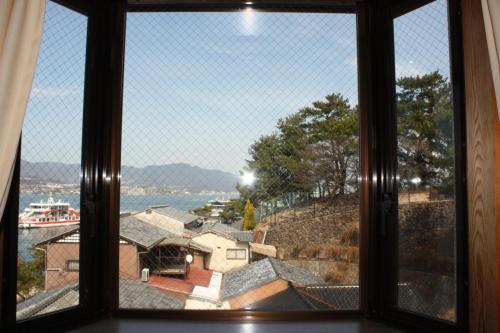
[66,260,79,272]
[392,0,459,323]
[16,1,87,321]
[119,10,360,311]
[227,249,246,260]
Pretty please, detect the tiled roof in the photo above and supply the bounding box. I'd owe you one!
[222,258,325,300]
[151,206,200,225]
[120,214,177,249]
[119,278,184,309]
[34,225,80,245]
[268,258,325,287]
[17,278,184,318]
[159,237,212,253]
[194,223,253,242]
[16,283,79,320]
[294,285,360,310]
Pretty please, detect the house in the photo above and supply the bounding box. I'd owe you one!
[16,278,184,321]
[134,205,203,235]
[36,212,212,290]
[190,226,252,273]
[221,257,325,309]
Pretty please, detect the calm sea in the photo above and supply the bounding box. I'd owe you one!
[18,193,235,260]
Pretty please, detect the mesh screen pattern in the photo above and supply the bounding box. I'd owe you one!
[118,9,361,311]
[394,0,457,321]
[16,1,86,320]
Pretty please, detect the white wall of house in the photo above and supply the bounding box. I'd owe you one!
[191,231,249,273]
[135,211,184,235]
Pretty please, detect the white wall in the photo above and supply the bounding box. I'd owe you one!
[191,232,249,273]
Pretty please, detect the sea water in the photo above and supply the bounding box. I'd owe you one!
[18,193,236,260]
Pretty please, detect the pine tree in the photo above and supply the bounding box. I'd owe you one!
[242,199,256,230]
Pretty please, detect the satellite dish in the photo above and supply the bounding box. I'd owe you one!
[186,254,194,264]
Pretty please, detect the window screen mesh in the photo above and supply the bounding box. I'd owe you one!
[118,9,360,311]
[394,0,457,321]
[16,1,86,320]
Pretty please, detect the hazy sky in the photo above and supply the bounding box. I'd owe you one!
[21,0,450,174]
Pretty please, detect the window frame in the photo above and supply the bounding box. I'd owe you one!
[66,260,80,272]
[373,1,468,332]
[226,249,247,260]
[0,0,468,332]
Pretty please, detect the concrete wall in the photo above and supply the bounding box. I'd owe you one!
[191,232,248,273]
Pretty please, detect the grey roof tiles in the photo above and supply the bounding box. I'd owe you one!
[151,206,200,225]
[17,278,184,319]
[120,215,177,249]
[222,258,325,300]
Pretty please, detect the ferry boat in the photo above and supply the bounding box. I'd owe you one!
[18,196,80,228]
[206,199,232,217]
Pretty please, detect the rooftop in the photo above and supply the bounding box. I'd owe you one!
[222,258,325,300]
[151,205,200,225]
[17,278,184,319]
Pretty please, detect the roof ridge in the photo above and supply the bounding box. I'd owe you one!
[17,284,77,320]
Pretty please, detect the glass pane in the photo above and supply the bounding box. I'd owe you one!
[16,2,87,320]
[394,0,456,321]
[119,10,360,311]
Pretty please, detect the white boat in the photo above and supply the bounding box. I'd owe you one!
[18,195,80,228]
[206,199,232,217]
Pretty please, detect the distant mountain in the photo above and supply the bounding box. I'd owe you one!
[20,160,239,192]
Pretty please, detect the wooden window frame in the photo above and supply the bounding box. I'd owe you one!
[0,0,468,332]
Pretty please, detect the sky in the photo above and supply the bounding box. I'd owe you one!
[21,0,450,175]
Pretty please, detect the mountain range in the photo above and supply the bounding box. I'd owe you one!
[20,160,239,192]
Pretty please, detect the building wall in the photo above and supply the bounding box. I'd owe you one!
[46,243,79,291]
[191,232,248,273]
[135,211,184,235]
[119,243,139,279]
[227,279,289,309]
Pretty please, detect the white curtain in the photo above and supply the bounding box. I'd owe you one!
[0,1,45,222]
[481,0,500,120]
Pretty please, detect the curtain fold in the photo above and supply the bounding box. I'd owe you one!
[0,1,45,222]
[481,0,500,121]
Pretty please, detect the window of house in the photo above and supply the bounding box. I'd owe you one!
[66,260,79,272]
[227,249,247,260]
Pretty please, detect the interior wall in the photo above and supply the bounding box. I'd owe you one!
[462,0,500,332]
[495,94,500,325]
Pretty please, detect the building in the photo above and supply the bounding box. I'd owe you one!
[191,225,253,273]
[36,212,213,290]
[134,205,203,235]
[16,278,185,321]
[221,257,325,309]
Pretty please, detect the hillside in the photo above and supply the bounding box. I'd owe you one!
[21,160,238,192]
